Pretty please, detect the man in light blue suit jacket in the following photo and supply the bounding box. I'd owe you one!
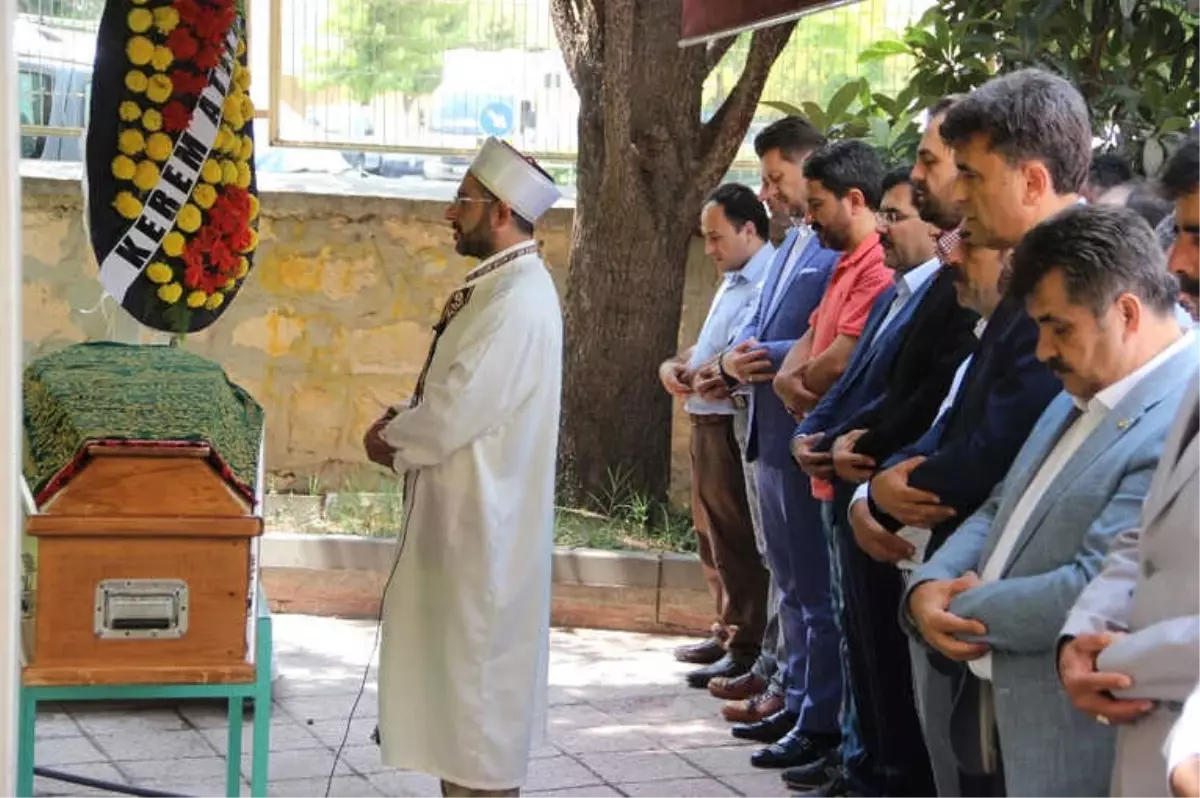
[902,206,1197,797]
[718,117,841,765]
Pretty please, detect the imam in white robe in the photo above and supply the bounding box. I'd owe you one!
[377,243,563,790]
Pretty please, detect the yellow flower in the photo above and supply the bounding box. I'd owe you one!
[235,256,250,278]
[118,129,145,156]
[114,191,142,219]
[235,161,251,189]
[234,65,250,91]
[186,290,207,308]
[119,101,141,122]
[111,155,137,181]
[157,282,182,304]
[240,95,255,122]
[236,38,246,57]
[177,204,202,233]
[125,70,148,93]
[201,159,222,184]
[224,277,237,290]
[238,135,254,162]
[142,108,163,132]
[146,132,172,162]
[220,160,238,185]
[127,36,154,66]
[192,183,217,209]
[133,160,160,192]
[153,6,179,34]
[131,0,147,5]
[146,262,173,284]
[127,8,152,33]
[248,195,260,221]
[214,127,230,152]
[162,231,185,257]
[223,105,244,130]
[238,229,258,254]
[151,46,173,72]
[146,74,173,104]
[204,292,225,310]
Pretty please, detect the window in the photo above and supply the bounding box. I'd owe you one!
[19,69,54,159]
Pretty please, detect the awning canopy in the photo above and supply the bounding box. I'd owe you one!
[678,0,857,47]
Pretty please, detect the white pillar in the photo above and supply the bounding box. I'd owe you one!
[0,0,24,788]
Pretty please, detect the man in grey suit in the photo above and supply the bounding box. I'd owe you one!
[1057,136,1200,797]
[902,204,1198,797]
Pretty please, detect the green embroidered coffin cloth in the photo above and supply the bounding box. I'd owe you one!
[23,342,265,506]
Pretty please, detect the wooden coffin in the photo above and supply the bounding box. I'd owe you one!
[23,443,262,686]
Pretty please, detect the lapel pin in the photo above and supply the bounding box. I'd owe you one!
[1116,419,1130,430]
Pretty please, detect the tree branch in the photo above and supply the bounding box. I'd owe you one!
[704,35,737,76]
[697,22,796,190]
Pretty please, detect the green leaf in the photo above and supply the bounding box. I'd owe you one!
[868,116,891,146]
[872,93,901,117]
[1158,117,1193,134]
[802,102,830,133]
[858,39,911,63]
[826,80,864,124]
[760,100,805,117]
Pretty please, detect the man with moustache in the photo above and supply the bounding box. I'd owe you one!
[905,205,1196,797]
[364,138,563,797]
[716,117,842,758]
[852,68,1093,794]
[659,183,775,689]
[1057,133,1200,797]
[787,167,979,797]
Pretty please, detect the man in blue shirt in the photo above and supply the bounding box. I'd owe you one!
[659,183,776,686]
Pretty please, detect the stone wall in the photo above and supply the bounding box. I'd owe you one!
[20,165,718,507]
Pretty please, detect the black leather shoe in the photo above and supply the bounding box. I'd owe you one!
[793,769,856,797]
[730,708,799,743]
[685,655,751,689]
[782,754,839,790]
[751,730,840,769]
[674,637,725,665]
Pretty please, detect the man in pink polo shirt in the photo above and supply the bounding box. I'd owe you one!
[741,139,890,774]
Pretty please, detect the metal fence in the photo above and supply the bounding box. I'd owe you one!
[17,0,932,174]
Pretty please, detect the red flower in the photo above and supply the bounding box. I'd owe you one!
[208,201,242,236]
[167,28,198,61]
[193,9,231,45]
[173,0,202,25]
[229,227,252,253]
[195,44,221,71]
[163,101,191,133]
[210,239,239,275]
[171,69,206,96]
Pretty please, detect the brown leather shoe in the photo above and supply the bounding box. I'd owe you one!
[674,637,725,665]
[721,691,784,724]
[709,671,767,700]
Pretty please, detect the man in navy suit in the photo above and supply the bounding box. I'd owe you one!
[851,67,1093,794]
[789,167,978,796]
[716,116,841,763]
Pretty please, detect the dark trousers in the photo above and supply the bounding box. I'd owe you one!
[831,483,935,796]
[690,414,768,661]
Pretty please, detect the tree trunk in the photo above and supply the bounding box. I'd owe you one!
[550,0,793,507]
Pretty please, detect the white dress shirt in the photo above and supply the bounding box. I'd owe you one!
[1167,683,1200,777]
[868,258,941,348]
[969,329,1197,680]
[685,242,774,415]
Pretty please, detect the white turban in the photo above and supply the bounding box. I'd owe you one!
[468,137,562,223]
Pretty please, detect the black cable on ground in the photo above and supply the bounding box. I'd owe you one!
[33,766,190,798]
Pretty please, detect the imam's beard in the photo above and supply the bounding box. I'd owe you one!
[453,222,495,259]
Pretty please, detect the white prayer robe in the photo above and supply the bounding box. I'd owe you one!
[377,248,563,790]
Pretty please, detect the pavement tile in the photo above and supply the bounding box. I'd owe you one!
[33,708,80,740]
[277,692,378,724]
[724,771,800,797]
[576,750,704,783]
[268,774,383,797]
[201,718,326,754]
[243,746,354,781]
[525,755,604,792]
[367,769,442,796]
[33,762,127,797]
[117,755,232,784]
[526,786,622,797]
[90,728,216,761]
[72,708,189,736]
[676,745,764,777]
[616,777,739,796]
[304,716,382,748]
[32,736,109,767]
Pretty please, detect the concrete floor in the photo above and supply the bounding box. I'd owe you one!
[29,615,796,797]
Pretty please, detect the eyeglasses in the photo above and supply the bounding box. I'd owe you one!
[876,209,914,225]
[452,195,497,207]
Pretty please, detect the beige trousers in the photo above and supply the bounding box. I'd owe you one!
[440,780,519,797]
